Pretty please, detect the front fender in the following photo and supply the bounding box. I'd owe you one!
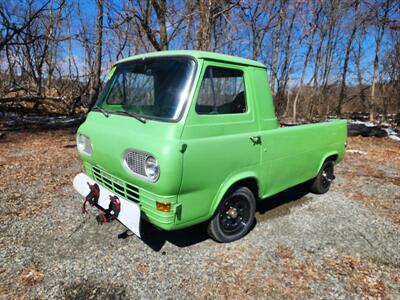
[208,171,259,217]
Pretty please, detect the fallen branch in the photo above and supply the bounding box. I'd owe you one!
[1,114,86,130]
[0,95,64,103]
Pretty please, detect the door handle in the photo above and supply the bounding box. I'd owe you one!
[250,135,262,145]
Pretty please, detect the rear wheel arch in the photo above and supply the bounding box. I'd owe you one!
[310,159,335,194]
[317,152,339,175]
[326,154,338,163]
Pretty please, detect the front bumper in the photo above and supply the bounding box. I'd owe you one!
[73,173,141,236]
[82,162,178,230]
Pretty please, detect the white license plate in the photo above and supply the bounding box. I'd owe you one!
[73,173,141,237]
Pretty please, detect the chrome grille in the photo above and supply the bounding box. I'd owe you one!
[123,150,148,177]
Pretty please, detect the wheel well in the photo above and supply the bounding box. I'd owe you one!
[325,154,338,163]
[230,177,259,200]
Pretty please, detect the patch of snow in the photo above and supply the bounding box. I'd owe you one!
[349,120,375,127]
[388,135,400,141]
[346,149,368,155]
[382,128,400,141]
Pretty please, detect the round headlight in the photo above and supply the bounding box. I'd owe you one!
[77,134,93,155]
[144,156,159,181]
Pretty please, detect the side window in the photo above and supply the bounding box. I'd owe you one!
[196,66,246,114]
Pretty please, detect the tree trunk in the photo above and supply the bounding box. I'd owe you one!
[89,0,103,108]
[370,0,391,121]
[279,4,297,116]
[196,0,212,51]
[183,0,194,49]
[370,38,382,122]
[152,0,168,50]
[337,0,360,116]
[270,0,285,94]
[292,4,322,122]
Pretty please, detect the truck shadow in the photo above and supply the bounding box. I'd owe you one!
[139,219,210,251]
[132,181,311,252]
[256,181,312,222]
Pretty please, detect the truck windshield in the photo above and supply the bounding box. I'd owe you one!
[96,57,196,120]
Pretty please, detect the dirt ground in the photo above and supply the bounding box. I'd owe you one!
[0,131,399,299]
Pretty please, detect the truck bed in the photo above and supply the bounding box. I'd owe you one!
[260,119,347,198]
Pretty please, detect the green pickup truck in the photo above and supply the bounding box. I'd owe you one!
[73,50,347,242]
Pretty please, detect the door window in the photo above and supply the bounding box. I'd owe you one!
[196,66,246,114]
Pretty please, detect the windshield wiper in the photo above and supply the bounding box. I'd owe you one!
[120,111,147,123]
[92,105,109,118]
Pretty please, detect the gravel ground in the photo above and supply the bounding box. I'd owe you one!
[0,131,399,299]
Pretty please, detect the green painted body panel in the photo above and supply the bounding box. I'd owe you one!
[76,50,347,231]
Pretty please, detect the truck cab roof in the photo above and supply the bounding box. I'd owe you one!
[114,50,266,69]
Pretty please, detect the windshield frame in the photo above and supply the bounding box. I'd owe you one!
[95,55,198,123]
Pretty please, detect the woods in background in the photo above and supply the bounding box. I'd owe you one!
[0,0,399,123]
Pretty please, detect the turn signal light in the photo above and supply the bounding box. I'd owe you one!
[156,202,171,212]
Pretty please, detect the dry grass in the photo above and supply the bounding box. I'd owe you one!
[0,130,80,222]
[324,255,392,299]
[274,244,294,260]
[1,263,46,300]
[17,267,44,287]
[204,245,397,299]
[339,136,400,224]
[346,136,400,169]
[349,191,400,224]
[199,245,326,299]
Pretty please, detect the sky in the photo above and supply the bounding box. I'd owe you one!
[4,0,399,86]
[70,0,397,86]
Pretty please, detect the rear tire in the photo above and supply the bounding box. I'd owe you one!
[208,186,256,243]
[310,160,335,194]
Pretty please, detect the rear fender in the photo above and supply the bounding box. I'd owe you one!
[316,151,339,176]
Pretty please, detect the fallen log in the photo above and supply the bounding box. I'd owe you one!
[281,119,397,139]
[0,114,86,130]
[348,123,387,137]
[0,95,64,103]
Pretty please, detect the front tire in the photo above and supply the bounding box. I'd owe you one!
[310,160,335,194]
[208,186,256,243]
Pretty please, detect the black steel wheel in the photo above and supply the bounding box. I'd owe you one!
[208,186,256,243]
[310,160,335,194]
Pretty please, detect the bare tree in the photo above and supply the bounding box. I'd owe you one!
[196,0,213,51]
[368,0,393,121]
[239,0,277,60]
[195,1,239,51]
[0,0,50,51]
[88,0,104,107]
[277,0,298,116]
[292,1,322,122]
[133,0,168,51]
[270,0,285,94]
[337,0,360,115]
[0,0,399,125]
[129,0,185,51]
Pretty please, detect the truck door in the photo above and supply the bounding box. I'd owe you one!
[252,67,311,197]
[178,62,261,224]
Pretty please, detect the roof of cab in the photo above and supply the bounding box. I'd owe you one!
[114,50,266,69]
